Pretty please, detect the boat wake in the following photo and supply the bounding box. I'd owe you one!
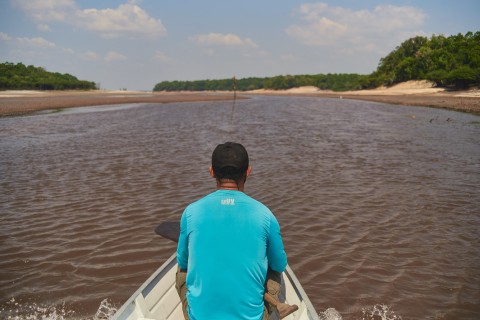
[0,298,117,320]
[93,299,118,319]
[0,298,75,320]
[2,299,402,320]
[319,307,343,319]
[360,304,402,320]
[317,304,401,320]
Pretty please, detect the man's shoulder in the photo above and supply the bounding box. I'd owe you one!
[184,192,215,210]
[242,193,271,211]
[184,191,274,217]
[236,193,277,222]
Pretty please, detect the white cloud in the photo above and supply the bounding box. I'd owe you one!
[151,51,173,63]
[78,3,167,38]
[286,2,426,52]
[0,32,12,41]
[12,0,167,38]
[105,51,127,62]
[62,47,74,54]
[8,49,36,59]
[17,37,56,48]
[81,51,99,61]
[37,23,52,31]
[190,33,258,47]
[11,0,76,21]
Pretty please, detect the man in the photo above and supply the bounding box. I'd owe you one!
[176,142,298,320]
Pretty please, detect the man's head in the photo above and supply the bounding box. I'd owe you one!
[211,142,249,182]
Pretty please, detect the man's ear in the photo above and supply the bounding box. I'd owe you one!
[209,166,216,178]
[246,165,252,177]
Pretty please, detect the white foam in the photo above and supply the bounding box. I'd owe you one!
[319,308,343,320]
[0,298,117,320]
[94,299,117,320]
[361,304,402,320]
[0,298,74,320]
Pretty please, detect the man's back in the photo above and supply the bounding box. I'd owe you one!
[177,189,287,320]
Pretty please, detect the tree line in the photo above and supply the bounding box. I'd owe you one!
[154,31,479,92]
[366,31,480,89]
[2,32,478,92]
[0,62,96,90]
[153,73,369,92]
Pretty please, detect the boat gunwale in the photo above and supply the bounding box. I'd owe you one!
[112,253,178,320]
[113,253,320,320]
[284,265,320,320]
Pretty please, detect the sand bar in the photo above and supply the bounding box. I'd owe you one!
[245,81,480,115]
[0,90,237,117]
[1,82,479,117]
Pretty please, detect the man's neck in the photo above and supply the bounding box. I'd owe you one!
[217,179,244,192]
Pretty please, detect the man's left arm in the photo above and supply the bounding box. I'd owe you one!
[177,211,189,270]
[176,211,190,319]
[266,215,287,272]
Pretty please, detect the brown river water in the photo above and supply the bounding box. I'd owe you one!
[1,96,479,320]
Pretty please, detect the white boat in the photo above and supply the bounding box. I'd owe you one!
[113,253,319,320]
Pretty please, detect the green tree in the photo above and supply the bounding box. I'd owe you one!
[0,62,96,90]
[447,66,479,88]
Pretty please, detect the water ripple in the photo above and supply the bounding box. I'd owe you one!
[1,97,479,319]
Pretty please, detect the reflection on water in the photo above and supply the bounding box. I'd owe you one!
[1,96,479,319]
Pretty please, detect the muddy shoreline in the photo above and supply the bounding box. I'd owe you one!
[0,91,237,117]
[245,90,480,115]
[315,92,480,115]
[1,90,479,117]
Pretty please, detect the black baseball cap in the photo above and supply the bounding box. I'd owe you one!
[212,142,249,178]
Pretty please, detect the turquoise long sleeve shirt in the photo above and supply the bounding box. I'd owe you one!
[177,190,287,320]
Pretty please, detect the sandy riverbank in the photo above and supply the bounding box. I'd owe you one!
[245,81,480,115]
[0,90,237,117]
[1,81,479,116]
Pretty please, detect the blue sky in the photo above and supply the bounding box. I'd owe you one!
[1,0,479,90]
